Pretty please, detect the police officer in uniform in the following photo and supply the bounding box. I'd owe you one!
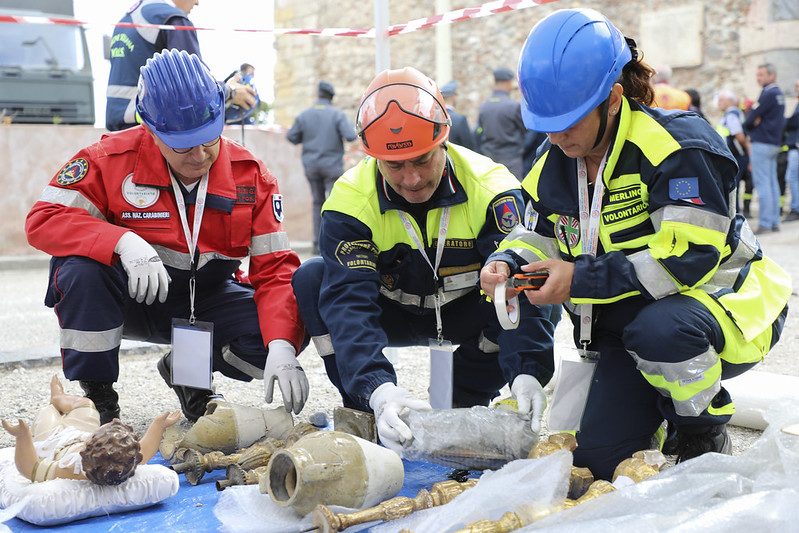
[481,9,791,480]
[475,67,527,180]
[291,67,557,453]
[440,81,477,151]
[27,50,308,424]
[286,81,357,255]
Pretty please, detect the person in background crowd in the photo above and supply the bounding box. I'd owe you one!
[744,62,786,233]
[286,81,357,255]
[481,8,790,480]
[106,0,255,131]
[440,81,477,151]
[685,88,709,122]
[475,67,527,180]
[716,89,751,217]
[27,50,307,424]
[292,67,558,453]
[781,78,799,222]
[651,63,691,111]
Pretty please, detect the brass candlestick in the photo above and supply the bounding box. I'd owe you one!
[311,478,479,532]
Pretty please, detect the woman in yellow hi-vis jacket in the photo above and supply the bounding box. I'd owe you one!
[481,8,791,480]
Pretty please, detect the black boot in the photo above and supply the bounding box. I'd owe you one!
[672,424,732,463]
[157,351,223,422]
[79,380,120,424]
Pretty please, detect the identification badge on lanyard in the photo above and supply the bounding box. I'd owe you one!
[546,347,599,432]
[170,318,214,390]
[428,338,454,410]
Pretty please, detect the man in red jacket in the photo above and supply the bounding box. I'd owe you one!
[25,50,307,424]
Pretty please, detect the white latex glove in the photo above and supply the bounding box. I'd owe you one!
[264,339,309,415]
[115,232,170,305]
[512,374,546,434]
[369,382,432,454]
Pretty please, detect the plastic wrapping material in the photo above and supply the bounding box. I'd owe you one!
[518,399,799,532]
[370,451,572,533]
[399,406,538,470]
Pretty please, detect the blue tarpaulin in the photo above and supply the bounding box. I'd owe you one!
[4,452,466,532]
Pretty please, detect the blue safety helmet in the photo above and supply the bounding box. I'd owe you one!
[517,8,631,133]
[136,49,225,149]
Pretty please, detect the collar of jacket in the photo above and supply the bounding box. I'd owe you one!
[531,97,628,215]
[376,150,467,214]
[127,128,238,211]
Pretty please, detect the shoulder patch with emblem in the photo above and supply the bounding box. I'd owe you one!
[56,158,89,186]
[492,196,520,233]
[524,201,539,231]
[272,193,284,222]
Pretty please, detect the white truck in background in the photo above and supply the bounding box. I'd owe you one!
[0,0,94,124]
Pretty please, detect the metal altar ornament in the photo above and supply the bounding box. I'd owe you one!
[309,479,478,533]
[169,423,318,486]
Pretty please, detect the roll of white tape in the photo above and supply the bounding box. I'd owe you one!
[494,280,520,330]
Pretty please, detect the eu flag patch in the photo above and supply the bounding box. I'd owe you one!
[669,177,705,205]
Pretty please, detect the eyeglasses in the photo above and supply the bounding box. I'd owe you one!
[171,137,221,154]
[356,83,450,135]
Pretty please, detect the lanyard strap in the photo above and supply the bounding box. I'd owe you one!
[575,151,608,347]
[397,207,451,342]
[170,172,209,324]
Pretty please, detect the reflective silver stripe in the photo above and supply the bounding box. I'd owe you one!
[131,2,161,43]
[39,187,107,221]
[124,97,137,124]
[478,332,500,354]
[704,219,759,291]
[629,347,721,417]
[312,334,335,356]
[505,225,561,259]
[60,326,123,352]
[151,245,244,270]
[106,85,138,99]
[250,232,291,256]
[221,345,263,379]
[378,286,472,309]
[631,206,731,299]
[106,85,138,124]
[656,205,731,234]
[627,249,680,299]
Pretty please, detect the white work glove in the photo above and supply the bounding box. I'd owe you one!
[264,339,309,415]
[115,231,170,305]
[369,382,432,454]
[511,374,546,434]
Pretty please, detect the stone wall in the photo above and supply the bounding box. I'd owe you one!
[274,0,799,130]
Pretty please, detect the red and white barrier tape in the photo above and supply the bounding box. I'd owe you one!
[0,0,559,37]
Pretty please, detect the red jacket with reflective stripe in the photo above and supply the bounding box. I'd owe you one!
[26,126,304,351]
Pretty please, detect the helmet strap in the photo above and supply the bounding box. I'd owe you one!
[592,96,611,149]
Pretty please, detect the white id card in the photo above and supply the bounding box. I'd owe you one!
[546,347,599,432]
[171,319,214,390]
[428,339,454,409]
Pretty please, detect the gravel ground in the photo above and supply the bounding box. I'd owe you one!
[0,224,796,467]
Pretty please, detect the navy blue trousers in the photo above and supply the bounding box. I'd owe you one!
[292,257,557,412]
[46,256,268,383]
[571,294,784,480]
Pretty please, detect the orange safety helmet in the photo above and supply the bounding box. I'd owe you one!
[356,67,451,161]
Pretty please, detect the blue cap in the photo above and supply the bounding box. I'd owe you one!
[318,81,335,97]
[440,80,458,97]
[493,67,515,81]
